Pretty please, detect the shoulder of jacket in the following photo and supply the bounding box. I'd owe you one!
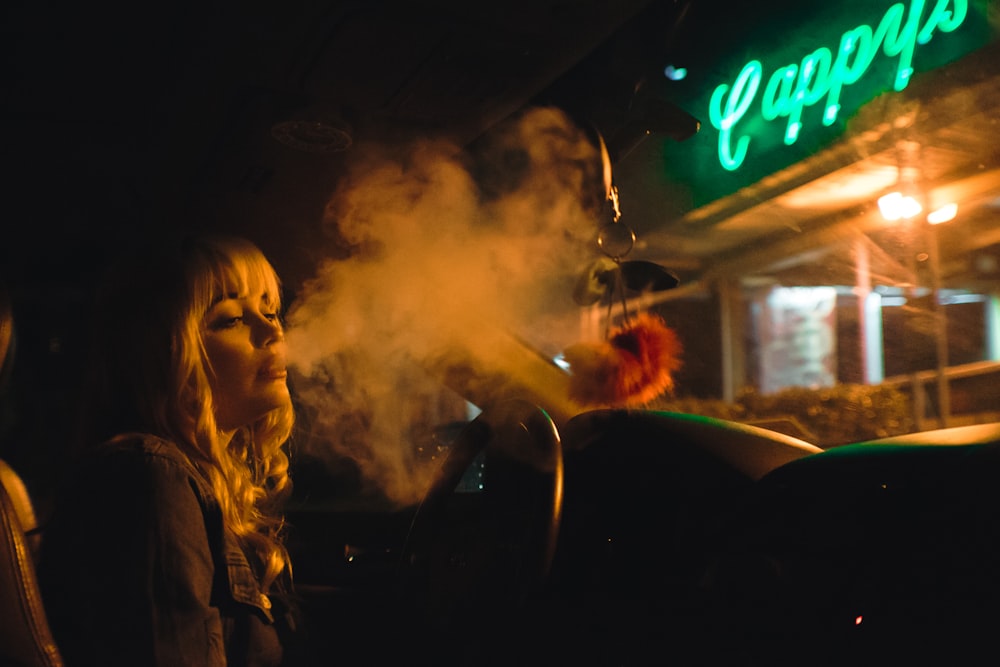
[95,433,203,477]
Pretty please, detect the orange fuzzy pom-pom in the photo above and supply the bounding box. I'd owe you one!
[562,312,683,407]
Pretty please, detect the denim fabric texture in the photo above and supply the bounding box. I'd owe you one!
[39,434,289,666]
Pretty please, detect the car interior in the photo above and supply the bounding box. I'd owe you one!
[4,0,1000,665]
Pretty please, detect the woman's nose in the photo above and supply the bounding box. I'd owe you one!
[252,314,284,346]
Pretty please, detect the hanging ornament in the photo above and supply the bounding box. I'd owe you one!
[563,139,682,407]
[563,311,683,407]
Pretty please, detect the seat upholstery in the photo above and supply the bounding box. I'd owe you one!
[0,281,63,665]
[0,460,40,557]
[0,459,63,666]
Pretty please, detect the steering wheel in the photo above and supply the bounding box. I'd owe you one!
[397,398,563,649]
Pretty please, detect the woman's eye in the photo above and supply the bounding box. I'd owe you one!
[264,312,279,322]
[209,316,243,330]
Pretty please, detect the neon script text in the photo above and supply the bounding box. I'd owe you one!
[708,0,967,171]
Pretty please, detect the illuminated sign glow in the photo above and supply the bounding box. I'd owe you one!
[709,0,968,171]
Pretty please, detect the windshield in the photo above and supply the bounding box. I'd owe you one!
[3,0,998,507]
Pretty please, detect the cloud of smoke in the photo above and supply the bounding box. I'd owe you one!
[285,107,606,507]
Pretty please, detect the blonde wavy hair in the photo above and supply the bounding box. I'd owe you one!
[85,234,295,591]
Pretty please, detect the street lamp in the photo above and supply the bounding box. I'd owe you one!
[879,192,958,429]
[877,190,923,221]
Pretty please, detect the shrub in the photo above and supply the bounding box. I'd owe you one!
[651,383,913,447]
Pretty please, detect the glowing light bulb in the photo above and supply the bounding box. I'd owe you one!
[878,191,922,221]
[927,202,958,224]
[663,65,687,81]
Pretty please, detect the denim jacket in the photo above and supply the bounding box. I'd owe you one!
[39,433,292,666]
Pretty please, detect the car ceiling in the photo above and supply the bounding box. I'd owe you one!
[4,0,999,299]
[4,0,687,289]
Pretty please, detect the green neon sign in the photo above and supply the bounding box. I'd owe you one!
[708,0,968,171]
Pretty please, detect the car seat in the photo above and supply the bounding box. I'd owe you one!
[0,281,63,666]
[0,458,63,666]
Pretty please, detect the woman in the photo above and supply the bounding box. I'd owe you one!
[40,234,297,666]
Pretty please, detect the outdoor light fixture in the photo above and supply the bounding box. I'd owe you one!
[663,64,687,81]
[927,202,958,224]
[878,191,923,221]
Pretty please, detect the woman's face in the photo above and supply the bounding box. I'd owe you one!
[202,287,290,432]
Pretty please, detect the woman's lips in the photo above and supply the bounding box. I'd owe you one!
[258,366,288,380]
